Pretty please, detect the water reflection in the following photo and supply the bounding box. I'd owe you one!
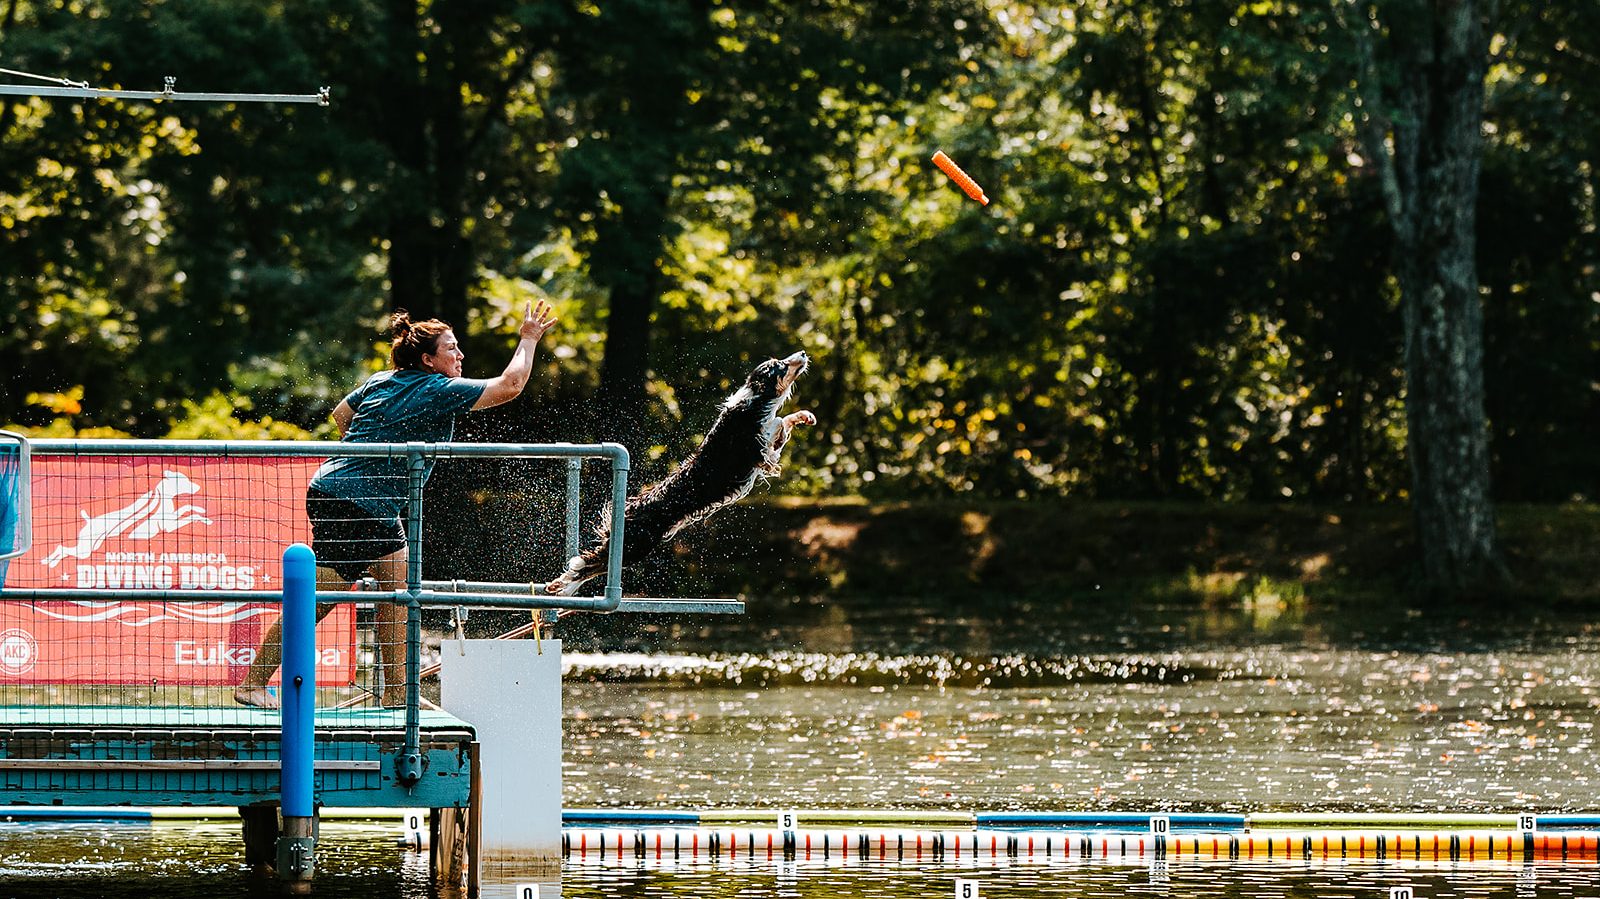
[8,595,1600,898]
[549,590,1600,659]
[565,644,1600,812]
[7,821,1596,898]
[554,857,1585,898]
[547,594,1600,896]
[0,820,425,898]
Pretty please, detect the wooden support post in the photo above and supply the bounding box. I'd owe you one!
[240,805,278,872]
[430,744,483,894]
[430,807,466,886]
[278,812,316,894]
[429,809,442,878]
[468,740,483,898]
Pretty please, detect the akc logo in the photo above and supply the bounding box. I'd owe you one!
[0,627,38,675]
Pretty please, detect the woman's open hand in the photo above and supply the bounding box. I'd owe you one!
[521,299,557,342]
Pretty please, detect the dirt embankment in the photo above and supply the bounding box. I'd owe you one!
[632,499,1600,606]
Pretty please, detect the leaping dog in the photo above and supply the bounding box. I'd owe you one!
[545,351,815,596]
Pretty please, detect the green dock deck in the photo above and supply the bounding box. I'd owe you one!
[0,705,476,810]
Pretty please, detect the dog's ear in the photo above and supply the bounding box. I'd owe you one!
[746,357,780,389]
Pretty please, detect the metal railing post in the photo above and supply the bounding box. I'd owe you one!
[541,457,587,634]
[0,431,31,575]
[398,448,428,785]
[564,457,583,561]
[603,443,630,611]
[277,542,317,892]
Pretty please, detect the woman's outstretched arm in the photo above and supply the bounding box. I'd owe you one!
[474,298,557,410]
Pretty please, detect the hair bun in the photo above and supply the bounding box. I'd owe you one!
[387,310,452,371]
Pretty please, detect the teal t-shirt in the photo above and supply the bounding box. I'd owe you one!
[309,369,489,519]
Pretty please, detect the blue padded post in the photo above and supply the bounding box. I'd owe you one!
[277,542,317,888]
[279,542,317,818]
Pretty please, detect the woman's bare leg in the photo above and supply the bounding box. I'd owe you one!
[234,567,344,708]
[370,549,410,707]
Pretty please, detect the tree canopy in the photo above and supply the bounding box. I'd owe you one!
[2,0,1596,526]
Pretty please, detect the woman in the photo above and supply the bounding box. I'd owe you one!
[235,299,557,708]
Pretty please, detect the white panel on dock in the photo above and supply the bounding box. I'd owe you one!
[442,638,562,858]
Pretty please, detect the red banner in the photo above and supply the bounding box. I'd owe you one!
[0,455,356,686]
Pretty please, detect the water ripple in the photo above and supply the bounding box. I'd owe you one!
[563,651,1238,688]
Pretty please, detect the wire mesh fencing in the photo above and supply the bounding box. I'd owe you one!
[0,439,620,729]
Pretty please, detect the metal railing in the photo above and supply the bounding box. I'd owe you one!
[0,438,635,784]
[0,431,30,564]
[4,437,631,607]
[0,436,751,785]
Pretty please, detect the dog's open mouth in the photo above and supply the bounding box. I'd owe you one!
[777,351,809,395]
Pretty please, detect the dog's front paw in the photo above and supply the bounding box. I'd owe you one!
[786,410,816,427]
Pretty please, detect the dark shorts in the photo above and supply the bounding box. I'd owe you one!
[305,488,406,583]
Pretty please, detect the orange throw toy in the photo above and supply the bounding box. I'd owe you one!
[931,150,989,206]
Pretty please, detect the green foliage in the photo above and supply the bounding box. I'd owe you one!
[4,418,134,440]
[0,0,383,435]
[164,392,319,441]
[0,0,1595,508]
[3,387,130,437]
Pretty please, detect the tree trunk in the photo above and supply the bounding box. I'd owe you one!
[1397,242,1501,591]
[589,162,675,446]
[1355,0,1505,592]
[380,0,435,319]
[594,271,658,446]
[429,31,471,330]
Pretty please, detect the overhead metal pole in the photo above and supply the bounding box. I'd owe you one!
[0,78,329,106]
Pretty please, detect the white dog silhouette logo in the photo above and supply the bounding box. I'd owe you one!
[41,470,212,569]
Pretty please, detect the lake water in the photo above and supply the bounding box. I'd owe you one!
[6,592,1600,897]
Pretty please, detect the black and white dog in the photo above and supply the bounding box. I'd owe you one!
[544,351,815,596]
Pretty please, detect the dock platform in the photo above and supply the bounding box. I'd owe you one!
[0,706,475,810]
